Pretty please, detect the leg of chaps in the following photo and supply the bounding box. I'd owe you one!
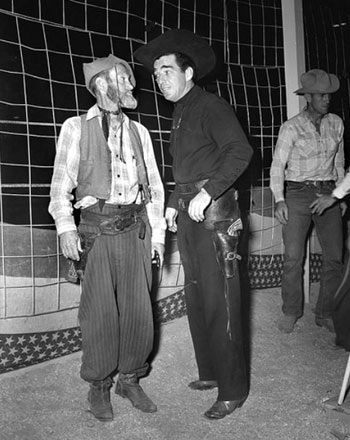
[211,229,241,340]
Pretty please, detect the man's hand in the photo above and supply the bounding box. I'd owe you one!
[188,188,212,222]
[274,201,288,224]
[165,207,178,233]
[340,201,347,216]
[309,194,337,215]
[152,242,165,268]
[60,230,82,261]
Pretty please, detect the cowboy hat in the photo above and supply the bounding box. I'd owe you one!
[133,29,216,80]
[294,69,339,95]
[83,54,135,95]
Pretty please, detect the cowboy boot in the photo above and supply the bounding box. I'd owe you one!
[115,373,157,413]
[88,377,113,422]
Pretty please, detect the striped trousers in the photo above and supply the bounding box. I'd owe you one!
[77,203,153,383]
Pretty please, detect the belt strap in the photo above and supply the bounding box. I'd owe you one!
[286,180,335,187]
[81,204,145,236]
[177,179,209,194]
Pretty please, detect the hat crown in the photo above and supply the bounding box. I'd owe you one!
[301,69,332,92]
[134,29,216,80]
[295,69,339,94]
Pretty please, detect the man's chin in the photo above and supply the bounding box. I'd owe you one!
[121,96,138,109]
[161,92,175,102]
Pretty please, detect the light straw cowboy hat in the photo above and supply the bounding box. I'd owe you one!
[294,69,339,95]
[83,54,135,95]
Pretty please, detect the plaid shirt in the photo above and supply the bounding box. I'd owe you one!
[270,109,344,202]
[49,105,166,244]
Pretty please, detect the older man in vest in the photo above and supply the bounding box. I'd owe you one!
[49,55,166,422]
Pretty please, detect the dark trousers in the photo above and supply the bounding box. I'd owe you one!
[282,182,343,318]
[177,211,248,401]
[78,203,153,382]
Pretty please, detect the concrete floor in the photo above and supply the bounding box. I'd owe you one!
[0,287,349,440]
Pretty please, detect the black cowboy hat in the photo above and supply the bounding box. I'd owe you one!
[134,29,216,80]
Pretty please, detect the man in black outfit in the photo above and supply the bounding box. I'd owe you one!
[135,29,253,419]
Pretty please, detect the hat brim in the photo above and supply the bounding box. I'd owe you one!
[294,74,340,95]
[134,29,216,80]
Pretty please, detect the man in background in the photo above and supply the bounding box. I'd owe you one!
[135,29,253,420]
[49,54,166,421]
[270,69,344,334]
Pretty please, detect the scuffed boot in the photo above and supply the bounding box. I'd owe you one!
[88,377,113,422]
[115,373,157,413]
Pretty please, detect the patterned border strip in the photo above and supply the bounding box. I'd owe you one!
[248,253,322,289]
[0,288,188,374]
[0,254,322,374]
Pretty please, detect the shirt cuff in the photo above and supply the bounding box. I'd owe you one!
[55,217,77,236]
[151,228,166,245]
[273,191,285,203]
[332,187,346,200]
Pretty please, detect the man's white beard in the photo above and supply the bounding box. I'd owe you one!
[120,92,138,109]
[107,86,137,110]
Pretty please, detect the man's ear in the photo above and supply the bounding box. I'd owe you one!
[185,66,194,82]
[95,76,108,94]
[304,93,311,104]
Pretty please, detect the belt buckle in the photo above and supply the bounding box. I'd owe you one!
[114,215,124,231]
[305,180,317,187]
[178,198,186,210]
[100,219,115,233]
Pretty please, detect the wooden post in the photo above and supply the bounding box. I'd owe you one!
[281,0,310,302]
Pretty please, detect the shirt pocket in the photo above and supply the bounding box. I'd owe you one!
[322,136,340,158]
[295,137,316,157]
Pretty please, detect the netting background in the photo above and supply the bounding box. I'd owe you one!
[1,0,348,372]
[303,0,350,166]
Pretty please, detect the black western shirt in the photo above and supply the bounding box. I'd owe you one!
[168,85,253,208]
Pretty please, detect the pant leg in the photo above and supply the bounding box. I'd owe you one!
[78,231,120,382]
[313,202,343,318]
[78,214,153,382]
[178,211,248,401]
[116,218,154,376]
[282,185,313,317]
[177,218,216,381]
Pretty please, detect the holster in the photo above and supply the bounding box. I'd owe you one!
[202,187,242,278]
[212,219,241,279]
[203,186,240,230]
[66,231,99,284]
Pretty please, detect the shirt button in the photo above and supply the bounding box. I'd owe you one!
[118,193,122,196]
[117,174,120,178]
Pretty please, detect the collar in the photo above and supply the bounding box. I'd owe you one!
[86,104,130,127]
[301,107,330,124]
[175,85,201,109]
